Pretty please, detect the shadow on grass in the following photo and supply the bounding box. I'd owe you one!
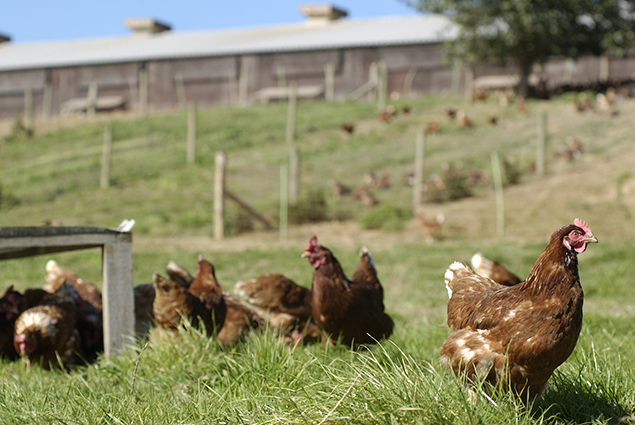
[532,372,633,424]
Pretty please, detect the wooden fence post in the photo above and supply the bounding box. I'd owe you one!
[228,70,238,106]
[277,65,286,91]
[491,151,505,236]
[324,62,335,101]
[404,66,417,98]
[214,151,226,241]
[24,88,34,135]
[42,83,52,118]
[101,125,113,189]
[464,67,474,103]
[377,60,388,111]
[139,68,148,116]
[368,62,378,102]
[413,129,425,210]
[174,72,187,110]
[451,60,462,97]
[238,61,249,108]
[536,112,547,176]
[87,81,98,116]
[187,102,197,164]
[286,82,299,204]
[280,163,288,242]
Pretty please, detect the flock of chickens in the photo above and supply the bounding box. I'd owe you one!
[0,218,598,402]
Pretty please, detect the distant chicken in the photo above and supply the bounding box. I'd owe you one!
[488,115,499,125]
[516,96,527,113]
[350,186,378,207]
[13,283,80,369]
[339,123,355,135]
[377,105,397,122]
[440,219,598,401]
[424,120,441,134]
[401,104,411,114]
[302,236,393,347]
[331,180,352,198]
[443,107,457,119]
[456,110,473,128]
[470,252,521,286]
[234,273,318,343]
[416,212,445,244]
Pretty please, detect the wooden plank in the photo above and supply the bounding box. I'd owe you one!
[102,234,135,355]
[225,190,274,230]
[187,102,197,164]
[214,151,226,240]
[101,125,113,189]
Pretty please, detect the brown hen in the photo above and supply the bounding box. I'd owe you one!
[470,252,521,286]
[302,236,393,348]
[440,219,598,401]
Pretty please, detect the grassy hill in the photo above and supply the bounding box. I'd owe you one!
[0,94,634,423]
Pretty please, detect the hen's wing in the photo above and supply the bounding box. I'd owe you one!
[234,273,312,329]
[217,292,263,346]
[471,252,521,286]
[152,273,207,333]
[444,261,516,331]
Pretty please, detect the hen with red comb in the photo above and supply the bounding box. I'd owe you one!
[440,219,597,402]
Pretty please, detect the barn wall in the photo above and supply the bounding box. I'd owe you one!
[0,43,634,119]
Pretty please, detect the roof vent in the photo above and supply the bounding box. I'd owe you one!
[299,4,348,25]
[0,33,11,44]
[124,18,171,35]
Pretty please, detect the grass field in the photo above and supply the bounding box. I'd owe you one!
[0,94,634,423]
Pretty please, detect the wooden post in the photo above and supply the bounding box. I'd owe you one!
[280,163,288,242]
[238,61,249,108]
[101,125,112,189]
[377,60,388,111]
[451,60,462,97]
[128,76,138,111]
[214,151,226,241]
[491,151,505,236]
[174,72,187,110]
[413,129,425,210]
[464,67,474,103]
[87,81,98,116]
[42,83,53,118]
[24,88,34,135]
[536,112,547,176]
[228,70,238,106]
[368,62,378,102]
[187,102,197,164]
[139,68,148,116]
[563,58,575,86]
[102,235,135,355]
[286,82,299,204]
[324,62,335,101]
[277,65,286,91]
[404,66,417,98]
[599,55,609,83]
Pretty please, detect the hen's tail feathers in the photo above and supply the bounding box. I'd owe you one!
[444,261,470,299]
[470,252,493,279]
[359,246,376,267]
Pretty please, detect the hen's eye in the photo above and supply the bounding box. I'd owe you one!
[571,231,579,238]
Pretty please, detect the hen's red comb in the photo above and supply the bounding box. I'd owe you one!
[309,236,318,247]
[574,218,593,235]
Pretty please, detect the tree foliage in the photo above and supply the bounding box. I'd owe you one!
[405,0,635,93]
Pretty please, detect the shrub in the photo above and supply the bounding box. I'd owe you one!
[358,204,412,232]
[288,189,328,225]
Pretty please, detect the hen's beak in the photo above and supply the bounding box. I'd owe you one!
[585,235,598,244]
[301,251,310,258]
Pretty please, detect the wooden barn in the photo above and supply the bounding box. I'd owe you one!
[0,4,634,119]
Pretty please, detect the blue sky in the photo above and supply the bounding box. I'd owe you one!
[1,1,419,43]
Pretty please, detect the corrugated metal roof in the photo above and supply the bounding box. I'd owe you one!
[0,14,456,72]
